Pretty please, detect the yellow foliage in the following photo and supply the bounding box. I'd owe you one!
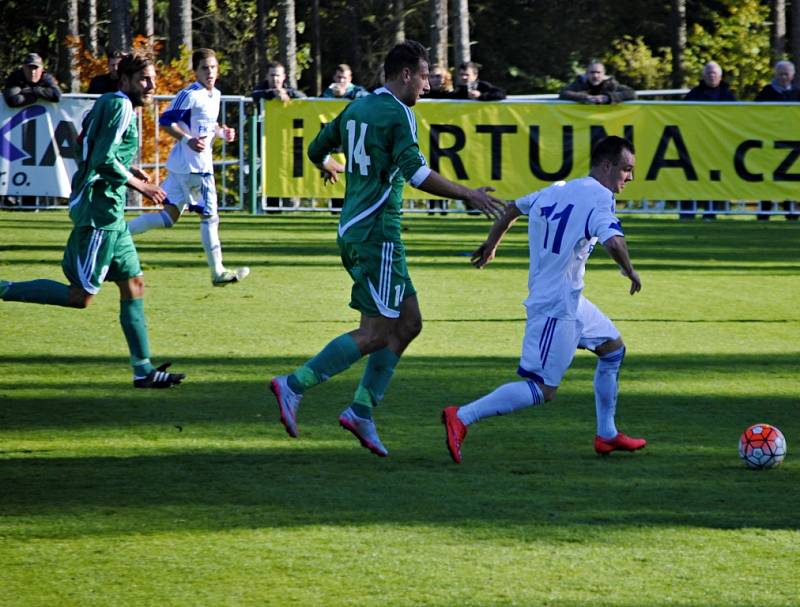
[64,35,194,166]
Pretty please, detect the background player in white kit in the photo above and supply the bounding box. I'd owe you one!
[442,136,646,463]
[128,48,249,287]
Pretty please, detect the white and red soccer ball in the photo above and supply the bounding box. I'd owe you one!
[739,423,787,469]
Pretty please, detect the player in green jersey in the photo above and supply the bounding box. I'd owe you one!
[269,40,505,456]
[0,53,185,389]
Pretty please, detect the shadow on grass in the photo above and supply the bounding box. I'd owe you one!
[1,352,798,538]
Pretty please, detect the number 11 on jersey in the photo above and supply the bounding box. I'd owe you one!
[346,120,372,176]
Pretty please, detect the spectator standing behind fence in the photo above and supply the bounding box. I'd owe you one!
[451,61,506,101]
[253,61,307,212]
[3,53,61,107]
[322,64,369,100]
[252,61,307,102]
[755,60,799,221]
[88,49,124,94]
[422,63,454,99]
[422,64,455,214]
[685,61,736,102]
[559,61,635,104]
[681,61,736,220]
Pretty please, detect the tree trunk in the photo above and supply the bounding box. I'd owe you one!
[59,0,81,92]
[772,0,786,60]
[169,0,192,61]
[451,0,469,67]
[312,0,322,95]
[669,0,686,88]
[793,0,800,83]
[85,0,98,55]
[394,0,406,43]
[278,0,297,88]
[139,0,155,43]
[109,0,131,53]
[429,0,448,70]
[256,0,269,85]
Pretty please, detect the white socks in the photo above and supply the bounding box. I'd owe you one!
[200,215,225,275]
[457,380,544,426]
[594,346,625,439]
[128,209,173,235]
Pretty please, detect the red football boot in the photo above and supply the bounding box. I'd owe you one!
[594,432,647,455]
[442,406,468,464]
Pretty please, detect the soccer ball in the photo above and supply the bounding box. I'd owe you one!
[739,424,787,469]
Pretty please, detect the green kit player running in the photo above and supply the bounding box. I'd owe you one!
[0,53,185,389]
[269,40,505,456]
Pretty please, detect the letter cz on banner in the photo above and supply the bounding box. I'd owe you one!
[262,99,800,201]
[0,98,95,197]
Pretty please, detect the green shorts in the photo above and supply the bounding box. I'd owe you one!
[338,237,416,318]
[62,226,142,294]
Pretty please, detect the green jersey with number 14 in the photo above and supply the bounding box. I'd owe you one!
[308,87,431,243]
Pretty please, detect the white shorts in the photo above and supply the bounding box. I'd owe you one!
[162,172,218,217]
[518,295,620,387]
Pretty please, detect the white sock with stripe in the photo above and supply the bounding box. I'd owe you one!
[457,381,544,426]
[128,210,173,235]
[594,346,625,439]
[200,215,225,275]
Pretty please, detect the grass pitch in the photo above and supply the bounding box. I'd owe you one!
[1,211,798,606]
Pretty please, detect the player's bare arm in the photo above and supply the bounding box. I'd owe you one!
[417,171,505,220]
[129,166,151,182]
[471,202,522,268]
[128,174,167,204]
[602,235,642,294]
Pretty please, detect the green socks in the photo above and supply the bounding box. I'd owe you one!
[350,348,400,419]
[1,279,70,306]
[286,338,400,420]
[119,298,154,377]
[288,333,362,393]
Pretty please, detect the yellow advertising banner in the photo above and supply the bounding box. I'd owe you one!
[263,99,800,200]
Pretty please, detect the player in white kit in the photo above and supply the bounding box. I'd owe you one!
[127,48,249,287]
[442,136,646,463]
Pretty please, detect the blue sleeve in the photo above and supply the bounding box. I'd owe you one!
[159,89,192,127]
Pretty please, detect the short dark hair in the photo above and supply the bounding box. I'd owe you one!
[192,48,217,71]
[117,52,154,80]
[458,61,480,72]
[591,136,635,167]
[384,40,428,80]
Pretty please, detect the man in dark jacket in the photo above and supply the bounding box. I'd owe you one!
[755,60,800,102]
[755,60,799,220]
[681,62,735,219]
[685,62,736,101]
[559,61,635,104]
[252,61,307,102]
[452,61,505,101]
[88,49,124,94]
[3,53,61,108]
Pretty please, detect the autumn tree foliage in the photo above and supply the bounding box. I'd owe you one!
[66,35,193,166]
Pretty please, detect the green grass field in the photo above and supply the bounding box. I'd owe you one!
[1,211,798,606]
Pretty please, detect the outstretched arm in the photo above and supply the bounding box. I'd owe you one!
[602,235,641,294]
[471,202,523,268]
[417,171,506,220]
